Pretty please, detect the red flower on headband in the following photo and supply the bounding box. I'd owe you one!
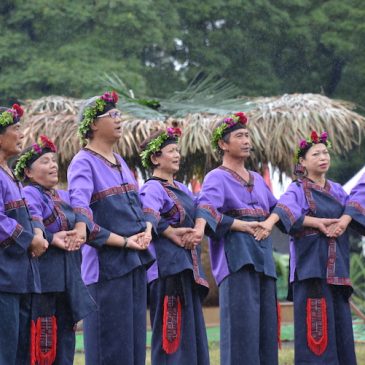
[39,135,57,152]
[12,104,24,117]
[311,131,319,143]
[234,112,248,125]
[167,127,182,137]
[111,91,119,104]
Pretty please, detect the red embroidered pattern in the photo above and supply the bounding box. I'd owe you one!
[347,201,365,216]
[0,224,23,249]
[4,199,25,211]
[74,207,93,221]
[218,166,255,193]
[224,207,269,218]
[306,298,328,356]
[91,184,137,204]
[89,224,101,242]
[161,205,179,220]
[198,204,222,223]
[276,203,295,224]
[143,207,160,221]
[161,183,185,225]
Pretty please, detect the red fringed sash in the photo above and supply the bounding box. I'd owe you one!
[162,295,182,354]
[306,298,328,356]
[30,316,57,365]
[277,301,282,349]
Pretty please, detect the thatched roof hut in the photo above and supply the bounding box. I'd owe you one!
[22,93,365,181]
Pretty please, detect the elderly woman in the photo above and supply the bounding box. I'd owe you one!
[193,112,279,365]
[0,104,47,364]
[139,127,210,365]
[67,91,154,365]
[258,131,357,365]
[14,135,96,365]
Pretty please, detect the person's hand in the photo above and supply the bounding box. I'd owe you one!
[254,221,274,241]
[182,227,204,249]
[141,224,153,249]
[52,230,80,251]
[313,218,340,236]
[326,215,352,238]
[239,221,260,236]
[74,222,87,245]
[124,232,148,250]
[164,227,196,248]
[29,235,48,257]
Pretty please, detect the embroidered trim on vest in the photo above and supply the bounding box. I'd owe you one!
[197,204,222,223]
[191,248,209,288]
[4,199,26,211]
[90,184,137,204]
[276,203,296,224]
[218,166,255,193]
[143,207,161,221]
[43,190,69,231]
[32,216,43,222]
[0,223,23,249]
[224,207,269,218]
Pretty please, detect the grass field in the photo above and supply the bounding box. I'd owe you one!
[73,343,365,365]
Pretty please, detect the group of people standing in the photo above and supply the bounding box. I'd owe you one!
[0,90,363,365]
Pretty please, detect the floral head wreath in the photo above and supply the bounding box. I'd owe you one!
[140,127,182,169]
[14,135,57,180]
[0,104,24,128]
[294,130,332,164]
[211,112,248,150]
[78,91,119,143]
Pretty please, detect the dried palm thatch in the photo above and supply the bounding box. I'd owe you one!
[21,93,365,181]
[246,93,365,176]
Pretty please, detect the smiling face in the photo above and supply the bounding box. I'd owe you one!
[299,143,330,176]
[218,128,251,159]
[25,152,59,189]
[151,143,180,174]
[0,123,24,158]
[90,108,122,143]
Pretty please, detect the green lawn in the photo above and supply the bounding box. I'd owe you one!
[74,343,365,365]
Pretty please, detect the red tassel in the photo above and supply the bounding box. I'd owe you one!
[277,301,282,350]
[30,320,37,365]
[162,295,182,354]
[34,316,57,365]
[306,298,328,356]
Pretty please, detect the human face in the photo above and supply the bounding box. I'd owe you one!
[219,128,251,159]
[152,143,180,174]
[0,123,24,158]
[299,143,330,176]
[25,152,59,189]
[91,108,122,142]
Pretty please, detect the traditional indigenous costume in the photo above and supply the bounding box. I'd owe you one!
[139,128,210,365]
[197,113,279,365]
[68,91,154,365]
[272,132,357,365]
[15,136,96,365]
[0,104,41,364]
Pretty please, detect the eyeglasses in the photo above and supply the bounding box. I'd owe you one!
[97,111,122,119]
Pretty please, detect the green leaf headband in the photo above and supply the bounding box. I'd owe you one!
[211,112,248,150]
[0,104,24,128]
[78,91,119,143]
[14,135,57,181]
[140,127,182,169]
